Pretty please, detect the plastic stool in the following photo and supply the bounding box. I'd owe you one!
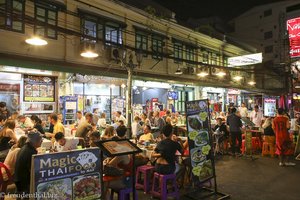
[135,165,155,193]
[110,187,137,200]
[151,172,179,200]
[261,142,275,157]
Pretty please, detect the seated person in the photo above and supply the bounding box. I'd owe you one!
[139,125,154,143]
[3,136,27,177]
[151,124,183,175]
[0,120,18,157]
[262,117,275,144]
[17,115,34,129]
[0,114,6,131]
[30,115,45,136]
[112,125,127,140]
[89,131,101,147]
[54,132,79,152]
[212,117,229,141]
[101,126,115,140]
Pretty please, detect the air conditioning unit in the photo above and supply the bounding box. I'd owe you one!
[185,64,196,75]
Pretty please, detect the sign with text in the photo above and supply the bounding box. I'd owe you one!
[287,17,300,58]
[228,53,262,67]
[30,148,101,200]
[264,98,276,117]
[24,75,55,102]
[185,99,215,184]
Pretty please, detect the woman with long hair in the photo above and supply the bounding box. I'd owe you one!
[0,119,17,151]
[30,115,45,136]
[101,126,115,140]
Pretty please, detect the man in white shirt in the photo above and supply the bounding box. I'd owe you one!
[249,105,263,127]
[115,111,127,125]
[54,132,79,152]
[76,111,85,127]
[239,102,248,118]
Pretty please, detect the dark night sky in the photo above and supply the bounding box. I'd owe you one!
[152,0,285,21]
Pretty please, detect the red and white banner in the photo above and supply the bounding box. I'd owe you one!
[287,17,300,58]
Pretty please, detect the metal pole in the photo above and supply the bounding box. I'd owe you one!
[126,66,133,138]
[110,87,112,123]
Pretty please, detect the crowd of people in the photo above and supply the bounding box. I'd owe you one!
[212,102,299,166]
[0,100,188,198]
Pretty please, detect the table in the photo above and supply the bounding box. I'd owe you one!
[15,128,52,150]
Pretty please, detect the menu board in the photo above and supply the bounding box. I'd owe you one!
[264,98,276,117]
[96,139,142,157]
[24,75,55,102]
[186,99,214,183]
[30,148,101,200]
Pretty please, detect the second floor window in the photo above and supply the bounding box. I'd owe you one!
[201,49,209,64]
[152,35,163,60]
[174,42,183,63]
[35,5,58,39]
[186,46,195,61]
[81,14,123,45]
[135,31,148,54]
[0,0,25,32]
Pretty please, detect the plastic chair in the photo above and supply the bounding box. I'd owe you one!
[151,172,179,200]
[261,142,275,157]
[135,165,154,193]
[110,187,137,200]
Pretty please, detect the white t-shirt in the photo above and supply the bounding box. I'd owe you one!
[116,115,127,125]
[250,110,263,127]
[131,121,142,137]
[239,107,248,118]
[54,137,79,152]
[97,118,107,128]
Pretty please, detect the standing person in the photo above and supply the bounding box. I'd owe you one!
[250,105,263,127]
[76,111,85,127]
[46,113,65,138]
[226,108,243,155]
[273,108,295,166]
[115,111,127,126]
[131,116,143,140]
[239,102,248,118]
[153,111,166,138]
[14,131,42,197]
[75,112,93,145]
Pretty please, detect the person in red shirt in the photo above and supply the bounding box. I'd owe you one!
[272,108,295,166]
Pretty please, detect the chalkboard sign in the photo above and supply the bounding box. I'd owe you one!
[30,148,101,200]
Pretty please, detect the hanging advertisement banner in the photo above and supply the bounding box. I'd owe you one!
[185,99,215,183]
[287,17,300,58]
[30,148,101,200]
[264,98,276,117]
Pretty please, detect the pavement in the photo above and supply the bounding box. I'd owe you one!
[136,155,300,200]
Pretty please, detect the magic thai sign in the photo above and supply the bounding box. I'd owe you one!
[30,148,101,200]
[287,17,300,58]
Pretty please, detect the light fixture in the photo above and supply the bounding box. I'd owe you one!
[80,50,99,58]
[142,86,147,90]
[233,75,243,81]
[121,83,126,88]
[249,99,253,103]
[25,36,48,46]
[132,85,137,90]
[175,66,183,75]
[197,71,209,77]
[248,81,256,85]
[216,71,226,77]
[110,84,116,88]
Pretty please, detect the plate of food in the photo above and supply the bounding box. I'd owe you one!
[37,178,72,200]
[73,173,101,200]
[190,147,206,166]
[188,116,202,130]
[194,131,209,146]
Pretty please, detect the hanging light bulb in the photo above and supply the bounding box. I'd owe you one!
[132,86,137,90]
[80,50,99,58]
[175,66,183,75]
[216,71,226,77]
[121,83,126,88]
[25,36,48,46]
[248,81,256,85]
[110,84,115,88]
[142,86,147,90]
[197,71,209,77]
[233,75,243,81]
